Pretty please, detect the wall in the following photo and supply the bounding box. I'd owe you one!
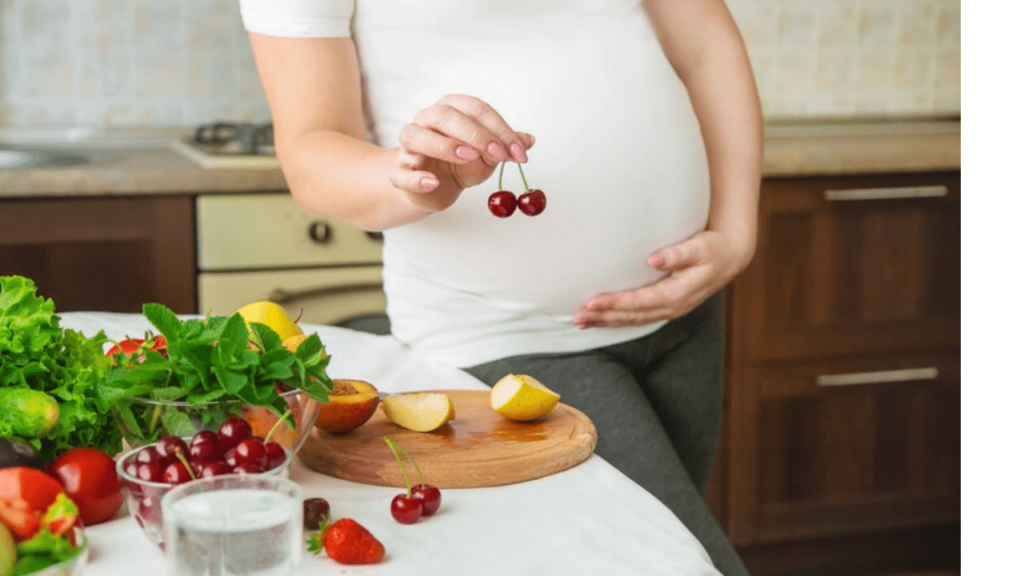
[0,0,960,127]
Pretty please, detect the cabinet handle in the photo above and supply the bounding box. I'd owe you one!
[823,185,948,202]
[816,367,939,387]
[268,282,384,305]
[308,221,334,244]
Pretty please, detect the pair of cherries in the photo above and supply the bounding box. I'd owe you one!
[384,437,442,524]
[487,161,546,218]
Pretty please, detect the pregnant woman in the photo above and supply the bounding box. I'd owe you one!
[239,1,762,574]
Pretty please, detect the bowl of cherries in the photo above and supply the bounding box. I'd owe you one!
[115,416,291,549]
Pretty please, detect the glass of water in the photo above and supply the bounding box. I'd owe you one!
[162,475,304,576]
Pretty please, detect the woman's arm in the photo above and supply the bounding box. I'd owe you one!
[574,0,763,328]
[249,34,532,231]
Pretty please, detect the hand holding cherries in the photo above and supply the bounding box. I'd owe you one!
[384,437,442,524]
[488,161,546,218]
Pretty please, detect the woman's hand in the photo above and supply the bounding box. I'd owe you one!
[573,229,755,329]
[392,94,534,213]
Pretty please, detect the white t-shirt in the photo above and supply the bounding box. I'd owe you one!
[240,0,710,368]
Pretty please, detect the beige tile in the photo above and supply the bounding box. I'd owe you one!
[816,51,853,91]
[858,2,898,45]
[894,51,934,89]
[778,2,816,47]
[934,50,960,90]
[135,50,184,98]
[775,50,815,90]
[816,2,858,47]
[855,50,894,90]
[896,0,940,46]
[888,89,934,115]
[937,4,961,47]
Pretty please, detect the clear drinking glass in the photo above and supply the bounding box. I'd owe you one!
[161,475,304,576]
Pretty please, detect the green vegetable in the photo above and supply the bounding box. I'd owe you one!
[0,276,116,461]
[0,523,14,576]
[105,303,333,445]
[0,389,59,438]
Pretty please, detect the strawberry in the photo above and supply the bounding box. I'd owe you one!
[307,518,385,565]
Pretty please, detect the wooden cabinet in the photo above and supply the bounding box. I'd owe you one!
[0,196,197,314]
[721,172,961,575]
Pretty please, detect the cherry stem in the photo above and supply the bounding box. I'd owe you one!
[174,447,197,480]
[393,442,427,485]
[384,437,413,497]
[498,161,506,190]
[516,162,530,191]
[265,408,292,443]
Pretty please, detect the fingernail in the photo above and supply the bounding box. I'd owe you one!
[510,143,528,163]
[586,302,605,312]
[455,146,478,160]
[421,177,439,190]
[574,319,591,330]
[648,254,666,268]
[486,141,507,160]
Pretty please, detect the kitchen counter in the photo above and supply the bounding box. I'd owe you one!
[0,120,960,198]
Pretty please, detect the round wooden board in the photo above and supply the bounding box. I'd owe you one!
[297,389,597,488]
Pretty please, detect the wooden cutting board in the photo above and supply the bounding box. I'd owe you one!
[297,389,597,488]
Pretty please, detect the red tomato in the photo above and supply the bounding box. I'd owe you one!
[106,336,167,358]
[0,467,64,513]
[0,496,41,541]
[49,448,124,526]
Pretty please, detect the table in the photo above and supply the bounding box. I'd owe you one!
[60,312,721,576]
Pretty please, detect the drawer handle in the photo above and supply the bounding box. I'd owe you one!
[365,231,384,242]
[816,367,939,387]
[269,282,384,305]
[823,185,948,202]
[308,221,334,244]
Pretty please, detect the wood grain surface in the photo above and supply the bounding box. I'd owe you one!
[297,390,598,488]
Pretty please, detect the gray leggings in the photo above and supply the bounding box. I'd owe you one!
[465,293,750,576]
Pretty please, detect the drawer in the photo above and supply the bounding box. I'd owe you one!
[725,351,960,544]
[730,172,960,362]
[197,194,383,270]
[198,266,386,326]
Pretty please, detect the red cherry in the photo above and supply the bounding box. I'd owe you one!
[488,191,517,218]
[135,461,165,482]
[265,441,287,470]
[234,438,269,469]
[189,442,221,463]
[410,484,442,516]
[155,435,189,461]
[233,464,264,474]
[517,189,546,216]
[123,461,140,479]
[390,494,423,524]
[163,461,193,485]
[135,446,167,465]
[218,417,252,451]
[191,430,219,448]
[200,461,232,478]
[224,447,238,467]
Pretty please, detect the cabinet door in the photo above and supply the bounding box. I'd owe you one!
[0,196,196,313]
[726,353,960,545]
[731,173,960,362]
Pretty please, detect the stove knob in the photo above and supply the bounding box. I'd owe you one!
[308,221,333,244]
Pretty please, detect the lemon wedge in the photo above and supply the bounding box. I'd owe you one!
[490,374,561,422]
[381,392,456,432]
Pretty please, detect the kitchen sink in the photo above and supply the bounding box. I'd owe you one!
[0,147,93,170]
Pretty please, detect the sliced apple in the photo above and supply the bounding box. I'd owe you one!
[490,374,561,422]
[315,379,381,433]
[381,392,455,433]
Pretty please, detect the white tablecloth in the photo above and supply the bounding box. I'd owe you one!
[60,312,721,576]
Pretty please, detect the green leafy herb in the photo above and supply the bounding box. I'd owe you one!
[104,303,333,446]
[0,276,117,461]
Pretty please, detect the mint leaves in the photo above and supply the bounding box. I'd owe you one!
[105,303,333,446]
[0,276,117,461]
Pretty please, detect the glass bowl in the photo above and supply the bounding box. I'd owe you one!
[115,440,292,549]
[21,528,88,576]
[113,388,319,453]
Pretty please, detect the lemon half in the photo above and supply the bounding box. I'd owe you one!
[490,374,561,422]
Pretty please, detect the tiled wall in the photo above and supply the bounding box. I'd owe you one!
[0,0,960,127]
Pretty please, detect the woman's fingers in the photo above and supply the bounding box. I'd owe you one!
[399,123,483,165]
[438,94,530,162]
